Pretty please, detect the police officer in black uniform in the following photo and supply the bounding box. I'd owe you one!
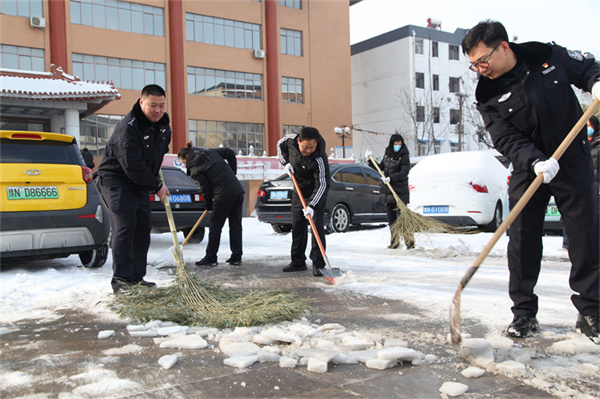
[277,127,330,277]
[97,85,171,293]
[177,143,245,266]
[462,20,600,342]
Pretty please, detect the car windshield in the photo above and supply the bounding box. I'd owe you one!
[0,139,80,164]
[163,168,199,188]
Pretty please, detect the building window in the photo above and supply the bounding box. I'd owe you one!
[0,44,45,71]
[186,13,262,50]
[188,119,264,156]
[449,44,459,60]
[281,28,302,56]
[72,53,166,90]
[432,41,439,58]
[418,140,428,156]
[283,125,303,137]
[415,72,424,89]
[449,77,460,93]
[282,76,304,103]
[416,106,425,122]
[280,0,301,9]
[0,0,42,17]
[450,142,461,152]
[432,74,439,91]
[80,114,123,156]
[433,107,440,124]
[415,38,424,55]
[434,140,442,154]
[70,0,164,36]
[187,66,262,100]
[450,109,460,125]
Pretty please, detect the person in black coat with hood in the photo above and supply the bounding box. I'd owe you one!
[97,84,171,293]
[178,143,245,266]
[366,133,414,249]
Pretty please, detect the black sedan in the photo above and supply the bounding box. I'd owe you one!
[150,167,210,243]
[255,163,388,233]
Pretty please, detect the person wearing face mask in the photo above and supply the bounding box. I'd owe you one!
[365,133,414,249]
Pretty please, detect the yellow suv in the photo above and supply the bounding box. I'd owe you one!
[0,131,110,267]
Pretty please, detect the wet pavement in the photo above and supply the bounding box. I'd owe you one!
[1,257,553,398]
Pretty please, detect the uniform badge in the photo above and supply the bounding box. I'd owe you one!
[567,50,583,61]
[498,92,512,103]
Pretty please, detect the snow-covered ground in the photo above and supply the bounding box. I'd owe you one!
[1,217,598,398]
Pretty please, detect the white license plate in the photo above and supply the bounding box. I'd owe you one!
[270,190,289,200]
[423,205,449,214]
[169,194,191,203]
[7,186,59,200]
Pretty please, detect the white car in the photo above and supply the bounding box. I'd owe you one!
[408,151,509,232]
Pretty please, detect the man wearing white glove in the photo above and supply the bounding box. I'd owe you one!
[463,21,599,342]
[277,127,330,277]
[533,158,559,184]
[364,148,373,159]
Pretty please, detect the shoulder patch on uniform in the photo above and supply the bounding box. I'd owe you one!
[567,50,583,61]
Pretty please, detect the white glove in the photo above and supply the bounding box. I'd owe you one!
[303,206,314,220]
[381,176,391,184]
[534,158,559,184]
[592,81,600,101]
[284,163,294,177]
[365,149,373,159]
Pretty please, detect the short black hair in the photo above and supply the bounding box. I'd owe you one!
[461,20,508,55]
[141,84,166,98]
[590,115,600,134]
[298,126,320,142]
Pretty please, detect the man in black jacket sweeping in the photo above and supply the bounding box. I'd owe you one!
[97,84,171,293]
[277,127,330,276]
[462,20,599,342]
[178,143,245,266]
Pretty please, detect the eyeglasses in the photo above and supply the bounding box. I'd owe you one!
[469,42,502,72]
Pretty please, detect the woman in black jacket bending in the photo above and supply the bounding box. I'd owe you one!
[367,133,414,249]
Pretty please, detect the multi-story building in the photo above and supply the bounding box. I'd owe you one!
[351,22,482,157]
[0,0,355,157]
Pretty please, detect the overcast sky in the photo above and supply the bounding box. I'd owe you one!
[350,0,600,57]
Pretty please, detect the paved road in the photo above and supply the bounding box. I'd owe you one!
[1,258,553,398]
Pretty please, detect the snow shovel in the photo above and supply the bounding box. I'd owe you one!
[289,171,342,284]
[151,209,209,266]
[449,98,600,345]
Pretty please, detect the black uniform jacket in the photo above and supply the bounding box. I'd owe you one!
[277,133,330,209]
[369,145,410,205]
[98,101,171,192]
[475,42,599,174]
[185,147,245,202]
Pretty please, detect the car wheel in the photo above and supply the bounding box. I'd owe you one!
[79,242,109,268]
[484,202,502,232]
[182,227,205,244]
[329,203,350,233]
[271,223,292,234]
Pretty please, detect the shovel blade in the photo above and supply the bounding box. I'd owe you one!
[321,267,343,283]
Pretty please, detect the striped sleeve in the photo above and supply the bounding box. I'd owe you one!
[277,133,297,165]
[309,155,328,208]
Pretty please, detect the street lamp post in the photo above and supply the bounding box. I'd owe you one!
[334,126,351,158]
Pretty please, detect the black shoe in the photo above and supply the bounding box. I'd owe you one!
[506,315,539,338]
[312,265,324,276]
[138,280,156,288]
[226,258,242,266]
[112,278,132,294]
[282,263,307,272]
[576,314,600,343]
[195,257,218,267]
[387,242,399,249]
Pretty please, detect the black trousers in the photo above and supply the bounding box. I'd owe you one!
[290,192,326,267]
[99,182,151,289]
[204,192,244,261]
[507,158,599,318]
